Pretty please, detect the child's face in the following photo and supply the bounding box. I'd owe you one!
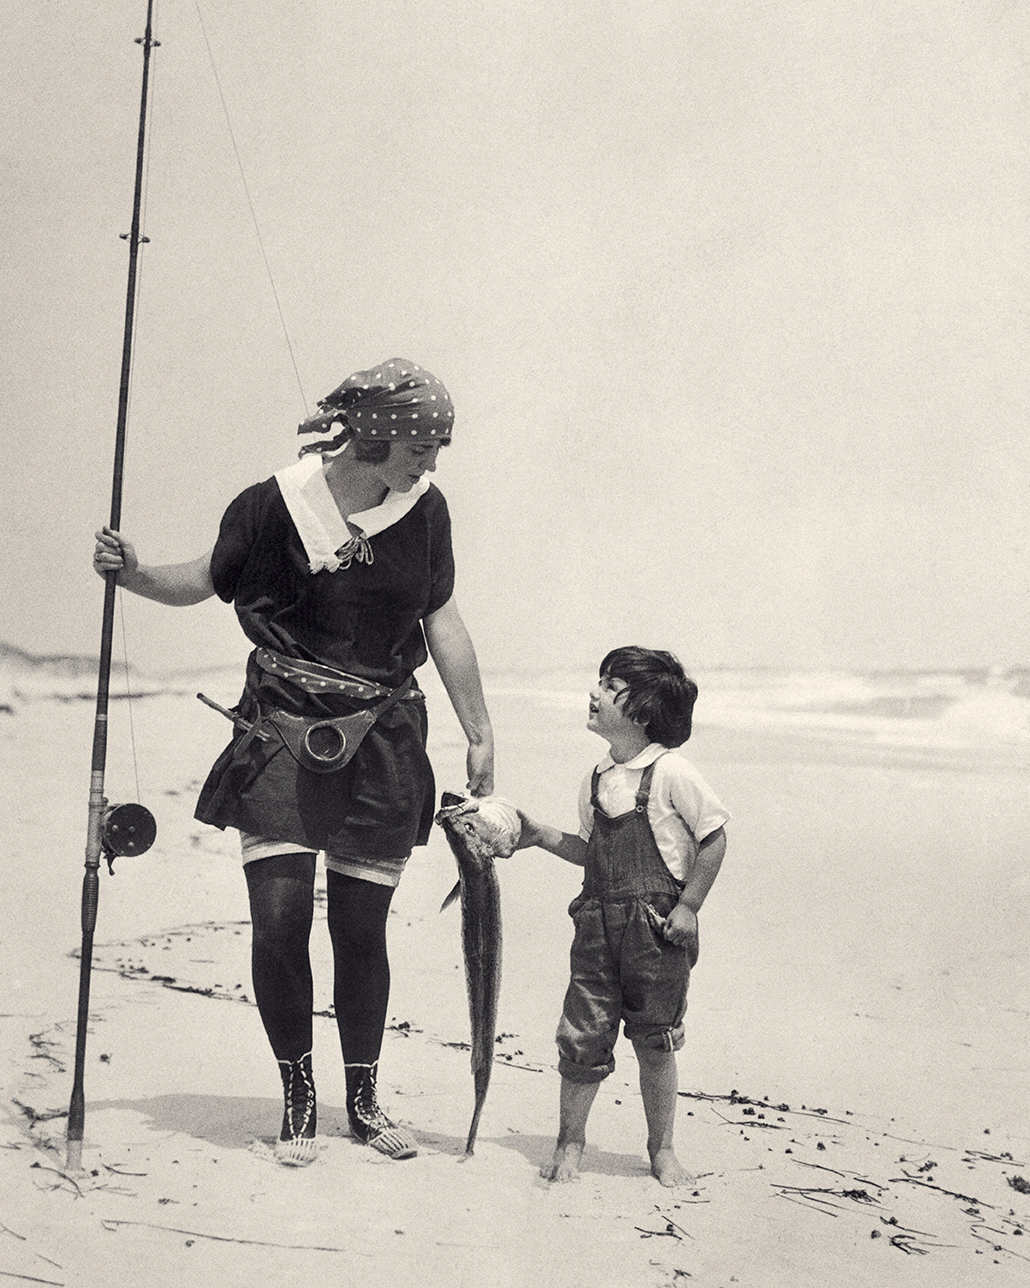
[587,673,639,741]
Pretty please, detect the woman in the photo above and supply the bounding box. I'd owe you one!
[93,358,494,1165]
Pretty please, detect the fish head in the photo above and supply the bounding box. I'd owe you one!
[435,792,522,862]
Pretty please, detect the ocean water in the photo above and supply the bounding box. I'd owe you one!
[477,664,1030,772]
[3,642,1028,772]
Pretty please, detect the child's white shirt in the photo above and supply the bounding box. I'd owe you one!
[577,744,730,884]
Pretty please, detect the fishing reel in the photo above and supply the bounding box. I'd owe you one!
[101,802,157,873]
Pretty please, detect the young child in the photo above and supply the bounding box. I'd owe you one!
[517,647,729,1187]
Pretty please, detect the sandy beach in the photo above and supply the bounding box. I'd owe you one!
[1,662,1028,1287]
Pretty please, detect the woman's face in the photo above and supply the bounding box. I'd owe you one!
[375,440,445,493]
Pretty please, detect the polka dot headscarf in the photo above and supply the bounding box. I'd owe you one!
[297,358,454,451]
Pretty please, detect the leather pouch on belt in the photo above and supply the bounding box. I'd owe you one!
[265,677,412,775]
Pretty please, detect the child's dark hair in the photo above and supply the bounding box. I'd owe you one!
[600,646,698,747]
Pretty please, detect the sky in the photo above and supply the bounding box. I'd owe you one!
[2,0,1028,675]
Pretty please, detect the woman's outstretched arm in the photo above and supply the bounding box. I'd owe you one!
[423,595,495,796]
[93,526,215,606]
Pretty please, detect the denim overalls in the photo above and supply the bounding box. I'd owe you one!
[556,755,695,1083]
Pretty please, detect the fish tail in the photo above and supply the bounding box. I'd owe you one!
[465,1100,485,1155]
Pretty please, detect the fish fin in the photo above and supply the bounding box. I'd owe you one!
[439,880,462,913]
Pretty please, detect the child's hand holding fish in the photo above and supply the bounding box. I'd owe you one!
[511,809,544,850]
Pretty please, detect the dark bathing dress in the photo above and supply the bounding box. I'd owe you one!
[194,474,455,863]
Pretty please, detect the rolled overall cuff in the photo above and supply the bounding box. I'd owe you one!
[624,1021,686,1053]
[557,1055,616,1084]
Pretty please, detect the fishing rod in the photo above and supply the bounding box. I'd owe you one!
[66,0,159,1172]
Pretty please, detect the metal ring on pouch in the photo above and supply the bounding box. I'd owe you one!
[302,720,349,767]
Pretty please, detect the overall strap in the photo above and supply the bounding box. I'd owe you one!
[590,752,668,816]
[633,753,668,812]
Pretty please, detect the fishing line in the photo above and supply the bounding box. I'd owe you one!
[140,0,160,244]
[193,0,309,414]
[112,0,160,812]
[117,595,144,805]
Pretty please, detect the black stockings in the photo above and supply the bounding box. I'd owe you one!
[326,869,395,1070]
[244,854,396,1068]
[245,852,316,1062]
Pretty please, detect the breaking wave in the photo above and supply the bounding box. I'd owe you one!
[3,642,1027,767]
[480,664,1030,768]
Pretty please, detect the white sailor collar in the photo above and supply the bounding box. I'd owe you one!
[596,743,668,774]
[274,451,430,574]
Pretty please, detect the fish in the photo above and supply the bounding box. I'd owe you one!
[434,791,521,1154]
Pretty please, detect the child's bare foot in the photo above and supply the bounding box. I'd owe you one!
[649,1146,694,1187]
[540,1140,584,1182]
